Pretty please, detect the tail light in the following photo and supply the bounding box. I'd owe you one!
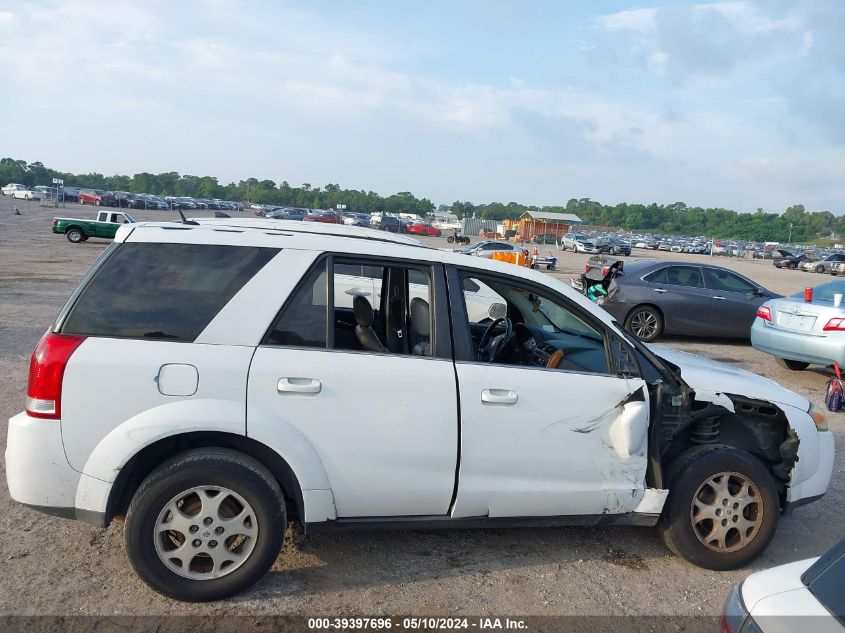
[823,318,845,331]
[51,218,57,228]
[25,332,86,419]
[584,263,590,272]
[602,266,610,277]
[756,306,771,322]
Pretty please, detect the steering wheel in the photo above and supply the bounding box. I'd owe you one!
[478,317,514,362]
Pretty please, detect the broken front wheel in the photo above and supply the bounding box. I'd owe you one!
[659,445,780,570]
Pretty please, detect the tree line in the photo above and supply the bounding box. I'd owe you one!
[2,157,840,242]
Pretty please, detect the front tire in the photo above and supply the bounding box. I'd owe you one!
[816,265,825,273]
[660,445,779,570]
[124,448,286,602]
[776,357,810,371]
[625,306,663,342]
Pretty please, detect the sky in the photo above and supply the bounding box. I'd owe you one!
[0,0,843,212]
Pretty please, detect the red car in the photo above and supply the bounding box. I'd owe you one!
[406,222,442,237]
[304,211,343,224]
[78,189,116,206]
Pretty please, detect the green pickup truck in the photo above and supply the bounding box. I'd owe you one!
[52,211,136,243]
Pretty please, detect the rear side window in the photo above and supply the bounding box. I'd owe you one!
[61,243,278,342]
[643,268,667,284]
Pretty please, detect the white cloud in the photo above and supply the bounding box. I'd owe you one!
[594,8,657,33]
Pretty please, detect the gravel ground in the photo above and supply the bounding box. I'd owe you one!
[0,198,842,617]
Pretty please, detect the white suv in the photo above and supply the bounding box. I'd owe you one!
[6,218,834,602]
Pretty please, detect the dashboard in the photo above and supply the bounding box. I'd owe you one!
[514,323,608,374]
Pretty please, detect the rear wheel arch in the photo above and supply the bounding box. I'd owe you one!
[106,431,305,528]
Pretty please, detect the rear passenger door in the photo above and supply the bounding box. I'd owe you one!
[247,256,458,518]
[644,265,716,334]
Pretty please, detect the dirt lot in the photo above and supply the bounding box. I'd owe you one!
[0,198,842,617]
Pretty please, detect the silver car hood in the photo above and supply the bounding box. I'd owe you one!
[648,345,810,411]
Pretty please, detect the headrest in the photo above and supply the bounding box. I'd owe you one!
[410,297,430,336]
[353,295,374,327]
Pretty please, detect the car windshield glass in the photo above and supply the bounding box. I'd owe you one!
[790,281,845,301]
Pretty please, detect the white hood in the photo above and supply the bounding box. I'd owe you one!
[648,345,810,411]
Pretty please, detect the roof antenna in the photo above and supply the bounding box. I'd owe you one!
[177,209,199,225]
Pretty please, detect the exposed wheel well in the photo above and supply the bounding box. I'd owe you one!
[106,432,305,527]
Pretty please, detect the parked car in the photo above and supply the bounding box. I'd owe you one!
[597,237,632,256]
[458,240,528,260]
[721,539,844,633]
[6,218,833,601]
[78,189,116,206]
[561,232,598,253]
[304,211,343,224]
[52,210,136,243]
[532,233,558,245]
[406,222,442,237]
[800,253,845,274]
[773,250,806,269]
[1,183,27,196]
[379,216,403,232]
[341,213,370,227]
[9,186,39,200]
[595,260,778,342]
[751,279,845,370]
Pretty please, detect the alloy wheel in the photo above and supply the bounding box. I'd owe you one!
[630,310,658,339]
[689,472,763,552]
[154,485,259,580]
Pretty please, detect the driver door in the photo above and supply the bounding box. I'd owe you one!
[448,268,651,519]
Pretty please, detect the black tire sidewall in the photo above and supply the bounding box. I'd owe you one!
[124,453,286,602]
[67,229,83,243]
[662,447,779,570]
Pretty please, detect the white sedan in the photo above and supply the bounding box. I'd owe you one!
[2,183,27,196]
[722,539,844,632]
[10,186,40,200]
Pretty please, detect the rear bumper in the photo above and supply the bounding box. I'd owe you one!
[5,412,105,527]
[751,321,845,366]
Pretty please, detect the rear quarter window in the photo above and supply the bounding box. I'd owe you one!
[60,243,278,342]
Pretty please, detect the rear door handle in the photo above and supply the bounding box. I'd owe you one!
[654,288,667,293]
[278,377,322,394]
[481,389,518,405]
[713,296,726,300]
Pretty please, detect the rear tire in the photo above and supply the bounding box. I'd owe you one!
[816,265,825,273]
[789,262,798,270]
[776,357,810,371]
[625,306,663,342]
[124,448,286,602]
[660,445,780,570]
[66,228,85,243]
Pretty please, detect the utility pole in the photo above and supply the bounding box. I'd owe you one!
[788,223,793,245]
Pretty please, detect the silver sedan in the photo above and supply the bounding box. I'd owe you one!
[751,279,845,369]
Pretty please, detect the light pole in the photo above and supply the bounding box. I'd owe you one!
[788,223,793,245]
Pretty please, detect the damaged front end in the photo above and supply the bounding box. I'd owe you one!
[634,342,827,511]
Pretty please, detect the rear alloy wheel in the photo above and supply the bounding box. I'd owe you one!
[816,265,825,273]
[124,448,286,602]
[625,306,663,342]
[776,357,810,371]
[661,446,779,570]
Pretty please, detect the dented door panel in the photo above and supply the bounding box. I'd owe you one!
[451,363,649,518]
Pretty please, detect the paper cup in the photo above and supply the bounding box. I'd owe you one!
[835,293,842,308]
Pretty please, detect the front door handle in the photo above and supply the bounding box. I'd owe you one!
[278,377,322,394]
[713,296,726,300]
[481,389,518,405]
[653,288,667,293]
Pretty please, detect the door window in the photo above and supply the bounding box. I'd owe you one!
[458,273,609,375]
[704,268,756,294]
[665,266,704,288]
[265,257,433,357]
[643,267,667,284]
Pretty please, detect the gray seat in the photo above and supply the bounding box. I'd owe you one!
[410,297,430,356]
[353,295,387,353]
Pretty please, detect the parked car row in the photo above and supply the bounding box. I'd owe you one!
[254,205,447,236]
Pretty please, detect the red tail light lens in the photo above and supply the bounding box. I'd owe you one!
[756,306,771,322]
[602,266,610,277]
[823,318,845,331]
[584,263,590,272]
[26,332,86,419]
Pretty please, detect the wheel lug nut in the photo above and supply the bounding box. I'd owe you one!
[215,526,224,534]
[192,539,201,547]
[203,517,213,526]
[209,540,218,548]
[189,525,199,533]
